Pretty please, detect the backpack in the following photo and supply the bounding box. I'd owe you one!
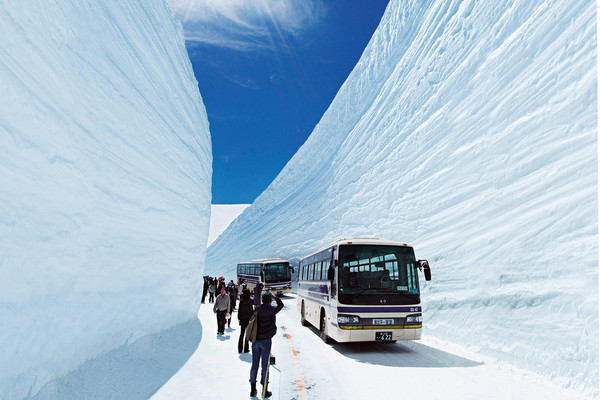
[246,308,261,343]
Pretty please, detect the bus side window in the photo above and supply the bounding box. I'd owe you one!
[321,261,325,280]
[316,262,321,280]
[319,261,324,280]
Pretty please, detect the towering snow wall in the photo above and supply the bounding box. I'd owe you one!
[0,1,211,398]
[207,0,597,395]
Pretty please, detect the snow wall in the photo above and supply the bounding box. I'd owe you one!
[207,0,597,395]
[0,1,211,398]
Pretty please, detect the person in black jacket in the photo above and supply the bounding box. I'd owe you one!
[253,282,264,307]
[201,276,209,303]
[237,289,254,353]
[249,292,283,398]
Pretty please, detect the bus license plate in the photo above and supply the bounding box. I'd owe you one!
[372,319,394,325]
[376,332,393,341]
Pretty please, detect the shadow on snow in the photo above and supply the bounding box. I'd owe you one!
[300,323,480,368]
[331,339,483,368]
[31,318,202,400]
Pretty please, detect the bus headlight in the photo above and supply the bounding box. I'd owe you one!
[337,315,360,324]
[405,314,422,323]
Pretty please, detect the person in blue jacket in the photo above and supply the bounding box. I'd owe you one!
[249,292,283,398]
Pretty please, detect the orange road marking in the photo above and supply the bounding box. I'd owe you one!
[282,326,308,400]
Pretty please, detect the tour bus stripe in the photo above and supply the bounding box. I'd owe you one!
[337,306,422,313]
[282,326,307,400]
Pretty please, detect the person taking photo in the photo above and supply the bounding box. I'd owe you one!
[249,292,283,398]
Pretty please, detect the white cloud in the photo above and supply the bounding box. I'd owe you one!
[167,0,325,50]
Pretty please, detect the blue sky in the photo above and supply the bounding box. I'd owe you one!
[168,0,390,204]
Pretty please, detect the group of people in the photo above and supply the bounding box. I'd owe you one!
[202,276,233,304]
[202,275,284,398]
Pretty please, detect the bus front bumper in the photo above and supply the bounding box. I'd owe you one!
[332,324,422,342]
[266,287,292,296]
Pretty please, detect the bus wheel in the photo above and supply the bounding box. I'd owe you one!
[300,301,309,327]
[320,310,332,344]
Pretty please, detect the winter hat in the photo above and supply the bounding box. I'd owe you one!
[262,292,272,304]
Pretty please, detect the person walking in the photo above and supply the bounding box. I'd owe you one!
[208,280,216,303]
[230,282,238,311]
[237,289,254,353]
[201,276,209,303]
[249,293,283,398]
[213,286,230,335]
[226,287,234,328]
[253,282,264,307]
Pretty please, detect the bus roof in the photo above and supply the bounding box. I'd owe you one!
[301,237,413,261]
[237,258,289,265]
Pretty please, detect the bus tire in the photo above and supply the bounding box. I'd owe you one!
[320,309,332,344]
[300,301,309,327]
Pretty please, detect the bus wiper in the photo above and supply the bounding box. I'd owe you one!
[352,288,375,296]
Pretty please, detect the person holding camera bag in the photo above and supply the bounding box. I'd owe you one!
[249,292,283,398]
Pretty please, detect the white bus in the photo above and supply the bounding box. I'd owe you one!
[237,258,293,296]
[297,238,431,343]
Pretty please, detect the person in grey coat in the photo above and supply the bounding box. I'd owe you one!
[208,280,216,303]
[213,286,230,335]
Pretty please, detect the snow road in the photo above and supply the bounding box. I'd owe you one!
[151,295,588,400]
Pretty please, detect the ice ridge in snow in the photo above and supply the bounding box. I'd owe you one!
[207,0,597,395]
[0,0,212,398]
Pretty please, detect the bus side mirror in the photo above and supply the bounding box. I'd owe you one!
[290,267,295,274]
[327,266,335,281]
[418,260,431,281]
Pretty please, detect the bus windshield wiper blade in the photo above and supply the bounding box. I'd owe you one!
[351,288,375,296]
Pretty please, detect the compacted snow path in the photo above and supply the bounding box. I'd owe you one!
[152,295,589,400]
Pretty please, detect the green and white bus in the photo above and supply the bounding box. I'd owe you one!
[237,258,293,296]
[297,238,431,343]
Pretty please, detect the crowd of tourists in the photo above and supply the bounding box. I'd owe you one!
[201,275,284,398]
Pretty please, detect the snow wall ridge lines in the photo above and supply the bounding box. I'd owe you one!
[0,0,212,398]
[207,0,598,396]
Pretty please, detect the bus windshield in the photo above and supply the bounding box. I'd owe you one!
[338,245,419,305]
[264,263,291,283]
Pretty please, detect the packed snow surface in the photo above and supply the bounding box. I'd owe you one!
[208,204,250,246]
[207,0,597,396]
[0,0,211,398]
[152,295,590,400]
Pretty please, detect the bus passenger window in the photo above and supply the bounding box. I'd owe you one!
[316,263,320,280]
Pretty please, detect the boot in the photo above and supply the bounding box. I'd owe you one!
[250,383,257,397]
[262,383,272,398]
